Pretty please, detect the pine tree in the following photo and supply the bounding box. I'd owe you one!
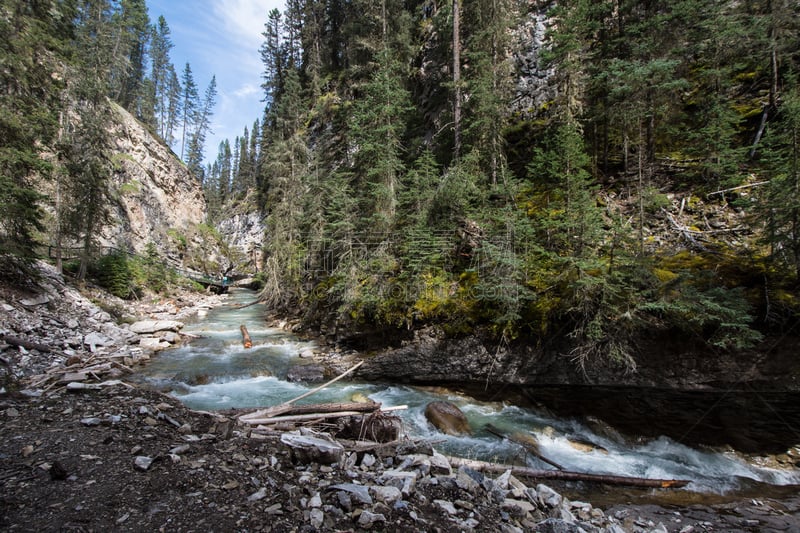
[61,0,117,280]
[261,9,285,106]
[163,64,181,148]
[462,0,515,185]
[260,67,308,309]
[349,45,411,234]
[0,0,66,259]
[179,63,198,161]
[760,85,800,279]
[185,76,217,180]
[109,0,150,113]
[149,15,173,137]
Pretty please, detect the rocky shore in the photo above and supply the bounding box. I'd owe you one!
[2,262,799,532]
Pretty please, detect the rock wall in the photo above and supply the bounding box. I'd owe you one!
[512,2,557,116]
[101,103,206,256]
[216,211,266,272]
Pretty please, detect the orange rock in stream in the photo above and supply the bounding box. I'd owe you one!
[424,400,471,436]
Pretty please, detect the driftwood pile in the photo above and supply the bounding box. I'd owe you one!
[4,332,137,393]
[238,361,405,445]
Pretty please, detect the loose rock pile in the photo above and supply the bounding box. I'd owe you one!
[0,261,222,393]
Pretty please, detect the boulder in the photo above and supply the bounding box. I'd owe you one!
[424,400,471,435]
[286,364,326,383]
[129,320,184,334]
[280,433,343,465]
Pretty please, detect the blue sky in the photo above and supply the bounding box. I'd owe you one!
[147,0,285,164]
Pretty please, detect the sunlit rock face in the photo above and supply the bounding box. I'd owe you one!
[217,211,266,271]
[102,102,206,256]
[511,2,558,116]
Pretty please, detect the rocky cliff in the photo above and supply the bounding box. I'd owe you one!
[216,210,266,273]
[101,103,206,258]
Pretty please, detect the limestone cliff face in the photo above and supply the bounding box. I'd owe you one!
[101,103,206,257]
[216,211,266,272]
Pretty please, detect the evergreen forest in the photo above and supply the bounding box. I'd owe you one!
[2,0,800,371]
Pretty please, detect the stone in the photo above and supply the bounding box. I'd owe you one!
[433,499,458,516]
[370,485,402,505]
[328,483,373,505]
[455,466,481,494]
[281,433,344,465]
[139,337,170,351]
[308,492,322,508]
[247,488,268,502]
[537,484,563,508]
[357,510,386,528]
[424,400,471,435]
[129,320,184,334]
[133,456,154,471]
[429,451,452,475]
[379,470,418,496]
[503,498,536,517]
[285,364,326,383]
[309,508,324,528]
[157,331,182,344]
[20,295,50,307]
[83,332,112,351]
[532,518,583,533]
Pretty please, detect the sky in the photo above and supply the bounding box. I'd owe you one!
[147,0,285,165]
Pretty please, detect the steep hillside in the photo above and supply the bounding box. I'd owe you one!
[103,103,207,258]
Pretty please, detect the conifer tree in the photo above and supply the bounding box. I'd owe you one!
[0,0,66,259]
[149,15,174,137]
[185,76,217,181]
[179,63,198,161]
[110,0,150,113]
[61,0,117,279]
[760,85,800,279]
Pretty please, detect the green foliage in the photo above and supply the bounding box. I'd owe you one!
[0,0,63,258]
[94,252,137,299]
[641,277,763,350]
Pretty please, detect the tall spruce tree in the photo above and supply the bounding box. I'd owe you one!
[179,63,198,160]
[0,0,67,260]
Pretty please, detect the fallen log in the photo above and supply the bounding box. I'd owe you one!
[279,401,381,416]
[1,334,53,353]
[240,324,252,349]
[246,410,368,425]
[445,456,690,489]
[484,424,564,470]
[240,404,406,426]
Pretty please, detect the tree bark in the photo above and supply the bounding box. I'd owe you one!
[1,334,52,353]
[240,324,252,348]
[452,0,462,160]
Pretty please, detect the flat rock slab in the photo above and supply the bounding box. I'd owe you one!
[129,320,184,334]
[280,433,344,465]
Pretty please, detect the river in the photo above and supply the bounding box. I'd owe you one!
[135,289,800,499]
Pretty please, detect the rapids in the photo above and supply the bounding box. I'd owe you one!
[135,289,800,497]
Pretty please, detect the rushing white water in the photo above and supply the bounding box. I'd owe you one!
[136,289,800,495]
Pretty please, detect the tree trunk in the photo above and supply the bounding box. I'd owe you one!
[452,0,462,161]
[240,324,252,348]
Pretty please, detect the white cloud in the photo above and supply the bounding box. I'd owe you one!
[212,0,284,51]
[234,83,261,99]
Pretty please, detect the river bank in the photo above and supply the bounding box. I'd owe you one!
[2,261,800,531]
